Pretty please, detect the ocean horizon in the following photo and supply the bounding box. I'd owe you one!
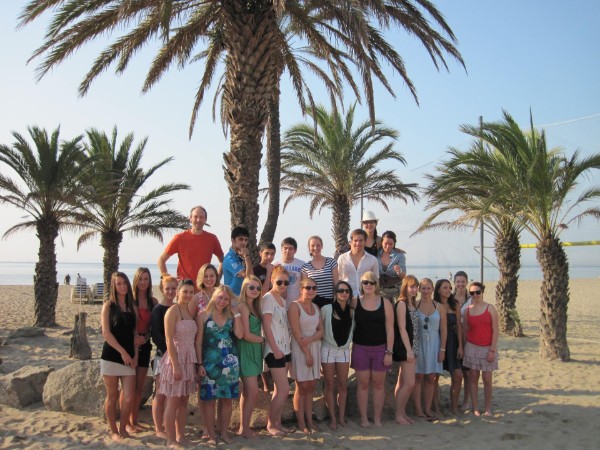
[0,260,598,286]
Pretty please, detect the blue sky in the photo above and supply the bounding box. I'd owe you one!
[1,1,599,273]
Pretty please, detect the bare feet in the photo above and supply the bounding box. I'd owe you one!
[126,424,143,434]
[267,427,285,437]
[473,410,481,417]
[395,415,411,425]
[373,421,383,428]
[337,418,346,428]
[328,419,337,430]
[109,432,122,442]
[483,410,493,416]
[238,429,258,439]
[167,441,184,449]
[156,430,168,439]
[360,420,371,428]
[118,428,130,439]
[309,423,321,432]
[220,431,233,444]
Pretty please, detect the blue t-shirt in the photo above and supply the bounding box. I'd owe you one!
[223,247,244,295]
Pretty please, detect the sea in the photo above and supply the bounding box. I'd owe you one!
[0,261,598,285]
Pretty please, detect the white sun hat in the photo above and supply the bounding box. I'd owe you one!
[361,211,379,222]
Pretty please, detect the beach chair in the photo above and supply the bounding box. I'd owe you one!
[70,279,90,304]
[91,283,104,302]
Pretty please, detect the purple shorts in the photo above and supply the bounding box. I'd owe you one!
[351,343,390,372]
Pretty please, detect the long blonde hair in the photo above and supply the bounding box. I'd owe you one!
[239,275,263,318]
[206,285,237,320]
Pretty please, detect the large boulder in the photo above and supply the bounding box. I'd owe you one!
[43,360,105,416]
[43,360,154,417]
[0,365,54,408]
[7,327,46,343]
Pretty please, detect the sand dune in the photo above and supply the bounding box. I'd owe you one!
[1,280,599,449]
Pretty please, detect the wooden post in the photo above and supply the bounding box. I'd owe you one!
[70,312,92,360]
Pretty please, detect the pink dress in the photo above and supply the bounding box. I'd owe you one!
[158,319,198,397]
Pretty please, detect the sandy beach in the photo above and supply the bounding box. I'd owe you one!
[1,279,599,449]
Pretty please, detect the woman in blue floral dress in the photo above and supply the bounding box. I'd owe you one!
[197,285,243,445]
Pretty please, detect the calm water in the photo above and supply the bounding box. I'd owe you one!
[0,261,598,285]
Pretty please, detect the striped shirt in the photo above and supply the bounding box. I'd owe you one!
[301,257,337,299]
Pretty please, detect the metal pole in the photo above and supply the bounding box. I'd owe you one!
[479,115,484,283]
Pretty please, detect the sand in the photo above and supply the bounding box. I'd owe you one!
[1,280,599,449]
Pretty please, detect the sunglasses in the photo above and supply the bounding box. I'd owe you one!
[424,317,430,330]
[336,288,350,294]
[246,285,261,291]
[302,286,317,291]
[361,280,376,286]
[275,280,290,286]
[469,290,482,295]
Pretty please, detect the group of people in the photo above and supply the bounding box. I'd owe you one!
[99,206,500,446]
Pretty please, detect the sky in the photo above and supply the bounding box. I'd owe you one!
[1,1,599,274]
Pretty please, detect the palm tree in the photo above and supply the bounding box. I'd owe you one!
[279,103,418,251]
[417,143,525,337]
[459,111,600,360]
[20,0,464,253]
[75,127,189,294]
[0,126,86,326]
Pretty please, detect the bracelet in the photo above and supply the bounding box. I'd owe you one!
[234,313,241,318]
[439,348,446,352]
[385,350,393,355]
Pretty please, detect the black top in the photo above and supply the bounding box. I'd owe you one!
[151,304,171,355]
[365,239,378,257]
[101,303,136,364]
[353,297,386,346]
[253,264,268,285]
[393,300,414,362]
[331,301,353,347]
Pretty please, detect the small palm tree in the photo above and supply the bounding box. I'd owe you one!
[75,127,189,294]
[0,126,86,326]
[279,103,418,251]
[417,143,525,337]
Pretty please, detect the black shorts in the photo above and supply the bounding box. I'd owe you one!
[264,352,291,369]
[138,342,152,368]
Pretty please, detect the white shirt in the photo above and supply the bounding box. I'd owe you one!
[274,257,305,307]
[337,251,379,296]
[261,293,291,356]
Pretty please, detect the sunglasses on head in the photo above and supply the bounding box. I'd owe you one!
[336,288,350,294]
[361,280,376,286]
[275,280,290,286]
[302,285,317,291]
[469,290,482,295]
[246,285,261,291]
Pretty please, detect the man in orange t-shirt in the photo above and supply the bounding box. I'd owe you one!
[157,206,224,288]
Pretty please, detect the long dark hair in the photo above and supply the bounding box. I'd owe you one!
[108,271,135,326]
[434,278,458,311]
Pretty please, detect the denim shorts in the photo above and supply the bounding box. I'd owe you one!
[321,346,350,364]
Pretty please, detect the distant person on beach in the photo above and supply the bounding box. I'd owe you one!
[463,282,499,416]
[158,206,224,289]
[100,272,138,442]
[222,226,253,296]
[64,274,71,285]
[337,229,379,296]
[76,273,83,285]
[158,279,198,448]
[127,267,158,432]
[150,275,177,439]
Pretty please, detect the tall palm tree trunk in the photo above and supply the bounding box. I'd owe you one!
[222,1,279,255]
[332,196,351,254]
[537,235,570,361]
[101,231,123,300]
[259,84,281,250]
[33,218,59,327]
[494,228,524,337]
